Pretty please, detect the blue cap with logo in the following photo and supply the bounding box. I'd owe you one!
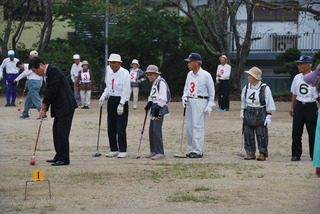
[295,55,313,64]
[184,53,202,62]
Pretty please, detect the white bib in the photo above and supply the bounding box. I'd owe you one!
[246,86,261,107]
[188,77,198,98]
[108,74,122,95]
[130,70,138,82]
[296,75,313,102]
[80,70,91,83]
[150,80,160,103]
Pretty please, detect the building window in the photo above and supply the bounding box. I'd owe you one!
[254,1,299,22]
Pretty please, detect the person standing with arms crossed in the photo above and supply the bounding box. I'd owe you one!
[99,54,131,158]
[0,50,20,106]
[216,55,231,111]
[290,55,318,161]
[182,53,215,158]
[29,57,77,166]
[129,59,145,110]
[144,65,170,160]
[70,54,82,107]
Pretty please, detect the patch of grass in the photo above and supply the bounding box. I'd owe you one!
[137,162,263,181]
[40,203,56,212]
[194,186,211,191]
[67,170,114,185]
[167,191,222,203]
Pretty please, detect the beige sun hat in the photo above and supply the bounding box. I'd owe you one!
[244,67,262,80]
[82,60,89,66]
[144,65,161,75]
[108,53,122,62]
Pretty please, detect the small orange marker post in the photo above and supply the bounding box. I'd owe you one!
[25,170,51,200]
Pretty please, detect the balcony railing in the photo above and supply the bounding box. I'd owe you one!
[230,32,320,53]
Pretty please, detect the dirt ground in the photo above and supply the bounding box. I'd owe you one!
[0,97,319,214]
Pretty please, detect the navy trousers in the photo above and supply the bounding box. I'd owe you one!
[107,96,129,152]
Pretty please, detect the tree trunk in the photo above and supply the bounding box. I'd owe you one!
[38,0,53,53]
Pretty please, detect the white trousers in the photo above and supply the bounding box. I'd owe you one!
[186,98,208,154]
[80,90,91,107]
[130,87,139,109]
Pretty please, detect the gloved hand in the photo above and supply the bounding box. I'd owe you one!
[99,95,105,107]
[204,106,212,116]
[91,85,95,89]
[182,97,188,108]
[117,103,124,115]
[240,109,244,120]
[144,101,152,111]
[264,114,272,128]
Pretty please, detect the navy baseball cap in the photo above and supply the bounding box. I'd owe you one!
[295,55,313,64]
[184,53,202,62]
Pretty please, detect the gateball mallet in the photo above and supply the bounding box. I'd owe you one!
[30,117,43,165]
[174,106,187,158]
[93,106,103,157]
[135,109,149,159]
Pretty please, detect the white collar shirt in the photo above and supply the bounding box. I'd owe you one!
[183,67,215,108]
[70,62,82,82]
[216,64,231,80]
[0,57,20,74]
[102,66,131,104]
[15,64,41,81]
[290,72,319,102]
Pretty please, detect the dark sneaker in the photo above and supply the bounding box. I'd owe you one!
[186,152,196,158]
[10,103,16,106]
[20,115,30,119]
[291,156,301,161]
[5,103,10,107]
[189,153,203,158]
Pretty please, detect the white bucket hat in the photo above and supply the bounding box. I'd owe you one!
[73,54,80,59]
[244,67,262,80]
[8,50,15,56]
[131,59,140,67]
[144,65,161,75]
[219,55,227,60]
[108,53,122,62]
[30,50,38,57]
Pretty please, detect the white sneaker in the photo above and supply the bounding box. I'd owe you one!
[106,151,119,157]
[117,152,128,158]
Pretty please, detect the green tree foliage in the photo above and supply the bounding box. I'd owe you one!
[274,48,301,79]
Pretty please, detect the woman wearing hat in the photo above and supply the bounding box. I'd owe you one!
[129,59,146,110]
[303,64,320,177]
[144,65,170,160]
[77,60,94,109]
[240,67,276,161]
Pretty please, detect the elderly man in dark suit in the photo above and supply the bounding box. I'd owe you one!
[29,57,77,166]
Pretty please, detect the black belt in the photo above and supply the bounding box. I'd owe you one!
[297,100,316,105]
[189,96,209,99]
